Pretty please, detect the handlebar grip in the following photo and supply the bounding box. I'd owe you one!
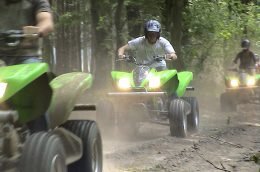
[0,30,40,47]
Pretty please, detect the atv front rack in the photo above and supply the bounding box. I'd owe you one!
[226,85,259,90]
[108,91,168,102]
[108,91,167,97]
[73,104,96,111]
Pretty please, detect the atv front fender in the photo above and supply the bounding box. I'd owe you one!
[46,72,92,129]
[176,71,193,97]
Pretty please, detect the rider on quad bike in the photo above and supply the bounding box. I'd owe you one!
[118,20,177,71]
[0,0,54,132]
[0,1,103,172]
[220,39,260,112]
[97,20,199,138]
[233,39,257,76]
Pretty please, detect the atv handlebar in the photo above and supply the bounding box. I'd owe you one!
[227,68,238,72]
[117,55,171,66]
[228,66,256,71]
[0,30,39,47]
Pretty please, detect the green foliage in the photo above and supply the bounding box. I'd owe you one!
[126,0,163,13]
[182,0,259,72]
[52,0,89,27]
[186,0,258,40]
[125,0,164,24]
[50,0,259,76]
[58,12,82,26]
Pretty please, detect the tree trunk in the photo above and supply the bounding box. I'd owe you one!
[126,4,141,38]
[114,0,125,70]
[90,0,113,91]
[52,0,83,74]
[163,0,187,70]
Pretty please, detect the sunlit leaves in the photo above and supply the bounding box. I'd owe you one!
[182,0,259,72]
[58,12,82,26]
[184,0,259,41]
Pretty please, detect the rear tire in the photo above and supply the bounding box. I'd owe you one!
[20,132,67,172]
[62,120,103,172]
[168,99,188,138]
[182,97,199,132]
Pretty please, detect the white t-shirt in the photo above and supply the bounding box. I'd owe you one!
[128,36,175,68]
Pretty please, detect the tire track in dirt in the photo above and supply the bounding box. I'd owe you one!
[102,106,260,172]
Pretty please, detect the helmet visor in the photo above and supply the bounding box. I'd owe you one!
[146,21,160,32]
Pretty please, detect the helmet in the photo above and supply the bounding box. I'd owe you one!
[144,20,161,39]
[241,39,250,48]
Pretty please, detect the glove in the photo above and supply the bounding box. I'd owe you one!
[165,54,177,60]
[118,54,125,59]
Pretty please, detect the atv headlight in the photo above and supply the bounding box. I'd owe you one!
[148,76,160,89]
[0,82,7,98]
[230,79,239,87]
[118,78,131,90]
[246,77,256,86]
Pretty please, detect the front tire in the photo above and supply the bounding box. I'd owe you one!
[168,99,188,138]
[62,120,103,172]
[20,132,67,172]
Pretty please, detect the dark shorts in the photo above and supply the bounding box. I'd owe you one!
[0,56,43,66]
[155,66,168,71]
[239,68,256,75]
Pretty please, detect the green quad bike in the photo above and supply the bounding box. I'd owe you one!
[220,67,260,112]
[0,31,102,172]
[97,56,199,138]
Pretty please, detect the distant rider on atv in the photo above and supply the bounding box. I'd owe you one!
[0,0,54,132]
[118,19,177,71]
[233,39,257,75]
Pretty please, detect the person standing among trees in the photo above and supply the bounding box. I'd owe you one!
[118,19,177,71]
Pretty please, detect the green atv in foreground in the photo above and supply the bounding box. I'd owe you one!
[0,31,102,172]
[220,68,260,112]
[97,56,199,138]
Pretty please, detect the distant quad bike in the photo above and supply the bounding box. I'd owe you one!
[0,31,102,172]
[220,67,260,112]
[97,56,199,138]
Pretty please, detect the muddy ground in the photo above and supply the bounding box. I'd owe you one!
[72,98,260,172]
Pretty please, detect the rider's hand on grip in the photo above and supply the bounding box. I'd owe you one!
[23,26,40,34]
[118,54,125,59]
[23,26,40,38]
[165,54,177,60]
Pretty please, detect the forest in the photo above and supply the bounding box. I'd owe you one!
[47,0,259,93]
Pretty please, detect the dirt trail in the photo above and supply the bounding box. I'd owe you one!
[100,104,260,172]
[71,95,260,172]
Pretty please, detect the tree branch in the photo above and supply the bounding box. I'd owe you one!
[210,136,243,148]
[196,152,231,172]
